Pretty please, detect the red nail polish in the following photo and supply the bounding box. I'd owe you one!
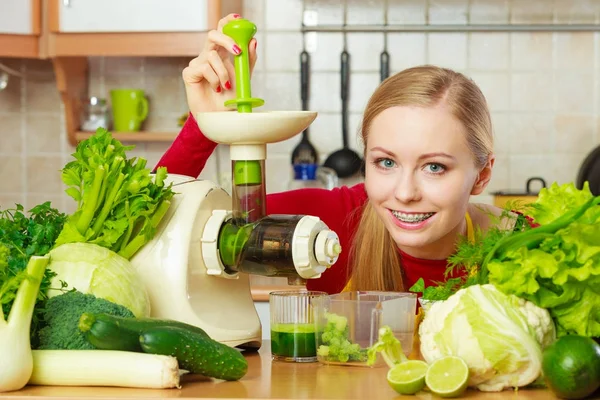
[232,44,242,55]
[216,86,222,93]
[254,40,258,49]
[224,81,232,90]
[233,14,241,18]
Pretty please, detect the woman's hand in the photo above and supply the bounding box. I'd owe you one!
[182,14,258,115]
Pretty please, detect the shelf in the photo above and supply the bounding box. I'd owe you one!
[76,131,178,143]
[0,34,40,58]
[302,23,600,33]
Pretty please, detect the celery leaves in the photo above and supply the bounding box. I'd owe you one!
[55,128,175,260]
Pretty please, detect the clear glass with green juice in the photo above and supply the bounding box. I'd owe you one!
[269,290,328,362]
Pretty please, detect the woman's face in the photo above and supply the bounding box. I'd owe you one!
[364,104,491,258]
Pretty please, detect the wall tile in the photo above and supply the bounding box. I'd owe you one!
[510,33,553,71]
[428,0,468,24]
[25,79,61,113]
[555,33,595,70]
[265,0,303,31]
[25,114,62,154]
[26,194,65,213]
[554,0,599,24]
[26,155,64,195]
[428,33,468,70]
[469,33,509,71]
[0,113,23,154]
[308,72,341,113]
[491,112,511,155]
[348,72,380,113]
[311,33,343,71]
[347,33,384,72]
[347,0,385,25]
[554,115,595,153]
[0,194,24,210]
[508,114,555,155]
[510,72,555,112]
[485,153,509,193]
[387,0,427,24]
[0,156,23,192]
[510,0,554,24]
[468,71,510,112]
[387,33,427,72]
[265,32,303,72]
[304,0,343,25]
[508,154,554,189]
[469,0,510,24]
[555,73,594,114]
[552,153,588,185]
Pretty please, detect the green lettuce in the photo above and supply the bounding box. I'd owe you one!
[487,182,600,337]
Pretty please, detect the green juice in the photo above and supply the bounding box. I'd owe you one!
[271,323,317,358]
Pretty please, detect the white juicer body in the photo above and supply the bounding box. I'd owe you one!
[130,174,261,349]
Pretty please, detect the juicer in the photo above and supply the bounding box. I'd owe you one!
[130,19,342,350]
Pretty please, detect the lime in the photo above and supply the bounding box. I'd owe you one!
[425,356,469,398]
[386,360,429,395]
[542,335,600,400]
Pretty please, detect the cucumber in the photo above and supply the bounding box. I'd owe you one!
[78,313,209,352]
[139,326,248,381]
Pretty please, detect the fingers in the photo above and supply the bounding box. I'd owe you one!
[182,62,222,93]
[205,14,243,56]
[207,50,231,90]
[249,38,258,74]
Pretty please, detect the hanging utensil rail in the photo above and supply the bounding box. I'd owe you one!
[301,23,600,33]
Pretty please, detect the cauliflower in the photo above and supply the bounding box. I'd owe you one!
[419,284,555,392]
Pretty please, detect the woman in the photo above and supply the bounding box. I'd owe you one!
[156,14,516,295]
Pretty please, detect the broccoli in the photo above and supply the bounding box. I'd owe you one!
[316,312,367,363]
[36,291,135,350]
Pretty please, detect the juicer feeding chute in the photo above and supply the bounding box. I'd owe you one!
[130,19,342,350]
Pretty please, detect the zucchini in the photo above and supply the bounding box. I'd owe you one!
[140,326,248,381]
[78,313,209,352]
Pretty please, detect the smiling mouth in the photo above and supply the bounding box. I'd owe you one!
[390,210,435,223]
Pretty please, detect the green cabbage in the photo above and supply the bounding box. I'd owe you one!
[419,284,555,392]
[46,243,150,317]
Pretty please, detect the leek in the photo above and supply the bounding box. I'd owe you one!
[0,256,49,393]
[30,350,181,389]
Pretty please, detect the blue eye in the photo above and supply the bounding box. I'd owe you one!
[376,158,396,169]
[425,163,446,174]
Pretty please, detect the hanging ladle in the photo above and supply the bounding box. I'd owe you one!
[290,47,318,165]
[380,0,390,82]
[324,1,362,178]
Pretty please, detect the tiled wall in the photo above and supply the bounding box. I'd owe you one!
[2,0,600,213]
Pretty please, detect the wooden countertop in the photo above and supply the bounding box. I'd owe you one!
[4,342,559,400]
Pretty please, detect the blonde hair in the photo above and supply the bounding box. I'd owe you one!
[348,65,493,291]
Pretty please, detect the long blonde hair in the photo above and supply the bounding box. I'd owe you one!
[348,65,493,291]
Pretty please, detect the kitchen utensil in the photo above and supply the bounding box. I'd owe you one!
[380,0,390,82]
[314,291,417,367]
[324,3,363,178]
[129,19,342,350]
[270,290,328,362]
[110,89,149,131]
[491,177,547,208]
[576,145,600,195]
[290,47,318,164]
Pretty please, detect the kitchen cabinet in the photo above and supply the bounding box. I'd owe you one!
[0,0,41,58]
[43,0,242,145]
[55,0,213,33]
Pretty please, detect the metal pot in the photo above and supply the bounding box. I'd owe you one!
[492,177,547,208]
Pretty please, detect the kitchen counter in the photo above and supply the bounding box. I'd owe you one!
[3,342,558,400]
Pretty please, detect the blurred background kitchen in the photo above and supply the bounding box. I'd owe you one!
[1,0,599,215]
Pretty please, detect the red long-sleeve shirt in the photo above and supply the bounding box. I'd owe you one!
[155,114,459,294]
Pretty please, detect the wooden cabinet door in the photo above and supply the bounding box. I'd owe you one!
[55,0,217,33]
[0,0,40,34]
